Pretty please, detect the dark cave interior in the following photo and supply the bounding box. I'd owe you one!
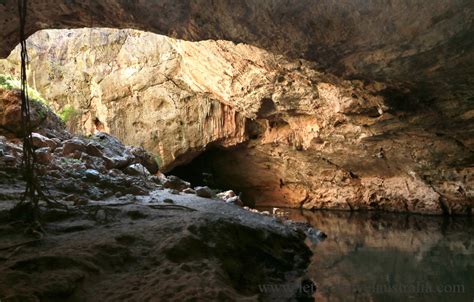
[168,148,234,187]
[168,147,256,205]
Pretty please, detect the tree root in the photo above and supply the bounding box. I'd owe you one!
[148,204,197,212]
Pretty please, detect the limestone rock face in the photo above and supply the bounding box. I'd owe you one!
[1,29,252,170]
[1,29,472,215]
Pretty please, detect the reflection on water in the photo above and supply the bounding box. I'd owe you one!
[285,209,472,301]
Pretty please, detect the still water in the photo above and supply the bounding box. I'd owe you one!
[283,209,473,301]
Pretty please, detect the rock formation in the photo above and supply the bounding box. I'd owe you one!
[1,28,472,215]
[1,1,472,120]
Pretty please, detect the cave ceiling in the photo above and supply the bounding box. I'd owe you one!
[0,0,473,103]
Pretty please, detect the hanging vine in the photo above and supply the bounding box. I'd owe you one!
[14,0,48,222]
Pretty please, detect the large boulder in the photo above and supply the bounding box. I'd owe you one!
[124,163,151,177]
[89,132,134,169]
[32,132,57,151]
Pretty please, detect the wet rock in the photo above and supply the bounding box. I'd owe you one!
[32,132,56,151]
[51,137,62,145]
[166,218,311,297]
[35,147,53,165]
[195,186,213,198]
[0,136,6,155]
[84,169,101,181]
[163,198,174,204]
[307,227,327,239]
[163,175,190,191]
[124,163,150,177]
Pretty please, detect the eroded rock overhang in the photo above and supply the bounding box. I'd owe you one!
[1,0,473,97]
[1,28,473,215]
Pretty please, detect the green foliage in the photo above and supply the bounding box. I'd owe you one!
[0,74,49,105]
[58,105,79,123]
[33,101,47,119]
[0,74,14,89]
[154,154,162,168]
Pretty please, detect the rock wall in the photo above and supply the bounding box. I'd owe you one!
[1,29,472,214]
[1,29,252,169]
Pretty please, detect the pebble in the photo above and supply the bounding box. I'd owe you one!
[183,188,196,194]
[195,186,213,198]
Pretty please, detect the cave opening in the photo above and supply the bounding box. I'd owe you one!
[167,146,255,205]
[168,148,234,188]
[94,117,104,132]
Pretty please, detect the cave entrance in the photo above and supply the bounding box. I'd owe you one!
[168,148,234,188]
[167,146,256,205]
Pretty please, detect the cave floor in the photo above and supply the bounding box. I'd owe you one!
[0,186,311,302]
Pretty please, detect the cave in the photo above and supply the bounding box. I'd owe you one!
[169,148,231,189]
[168,146,260,206]
[0,1,473,301]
